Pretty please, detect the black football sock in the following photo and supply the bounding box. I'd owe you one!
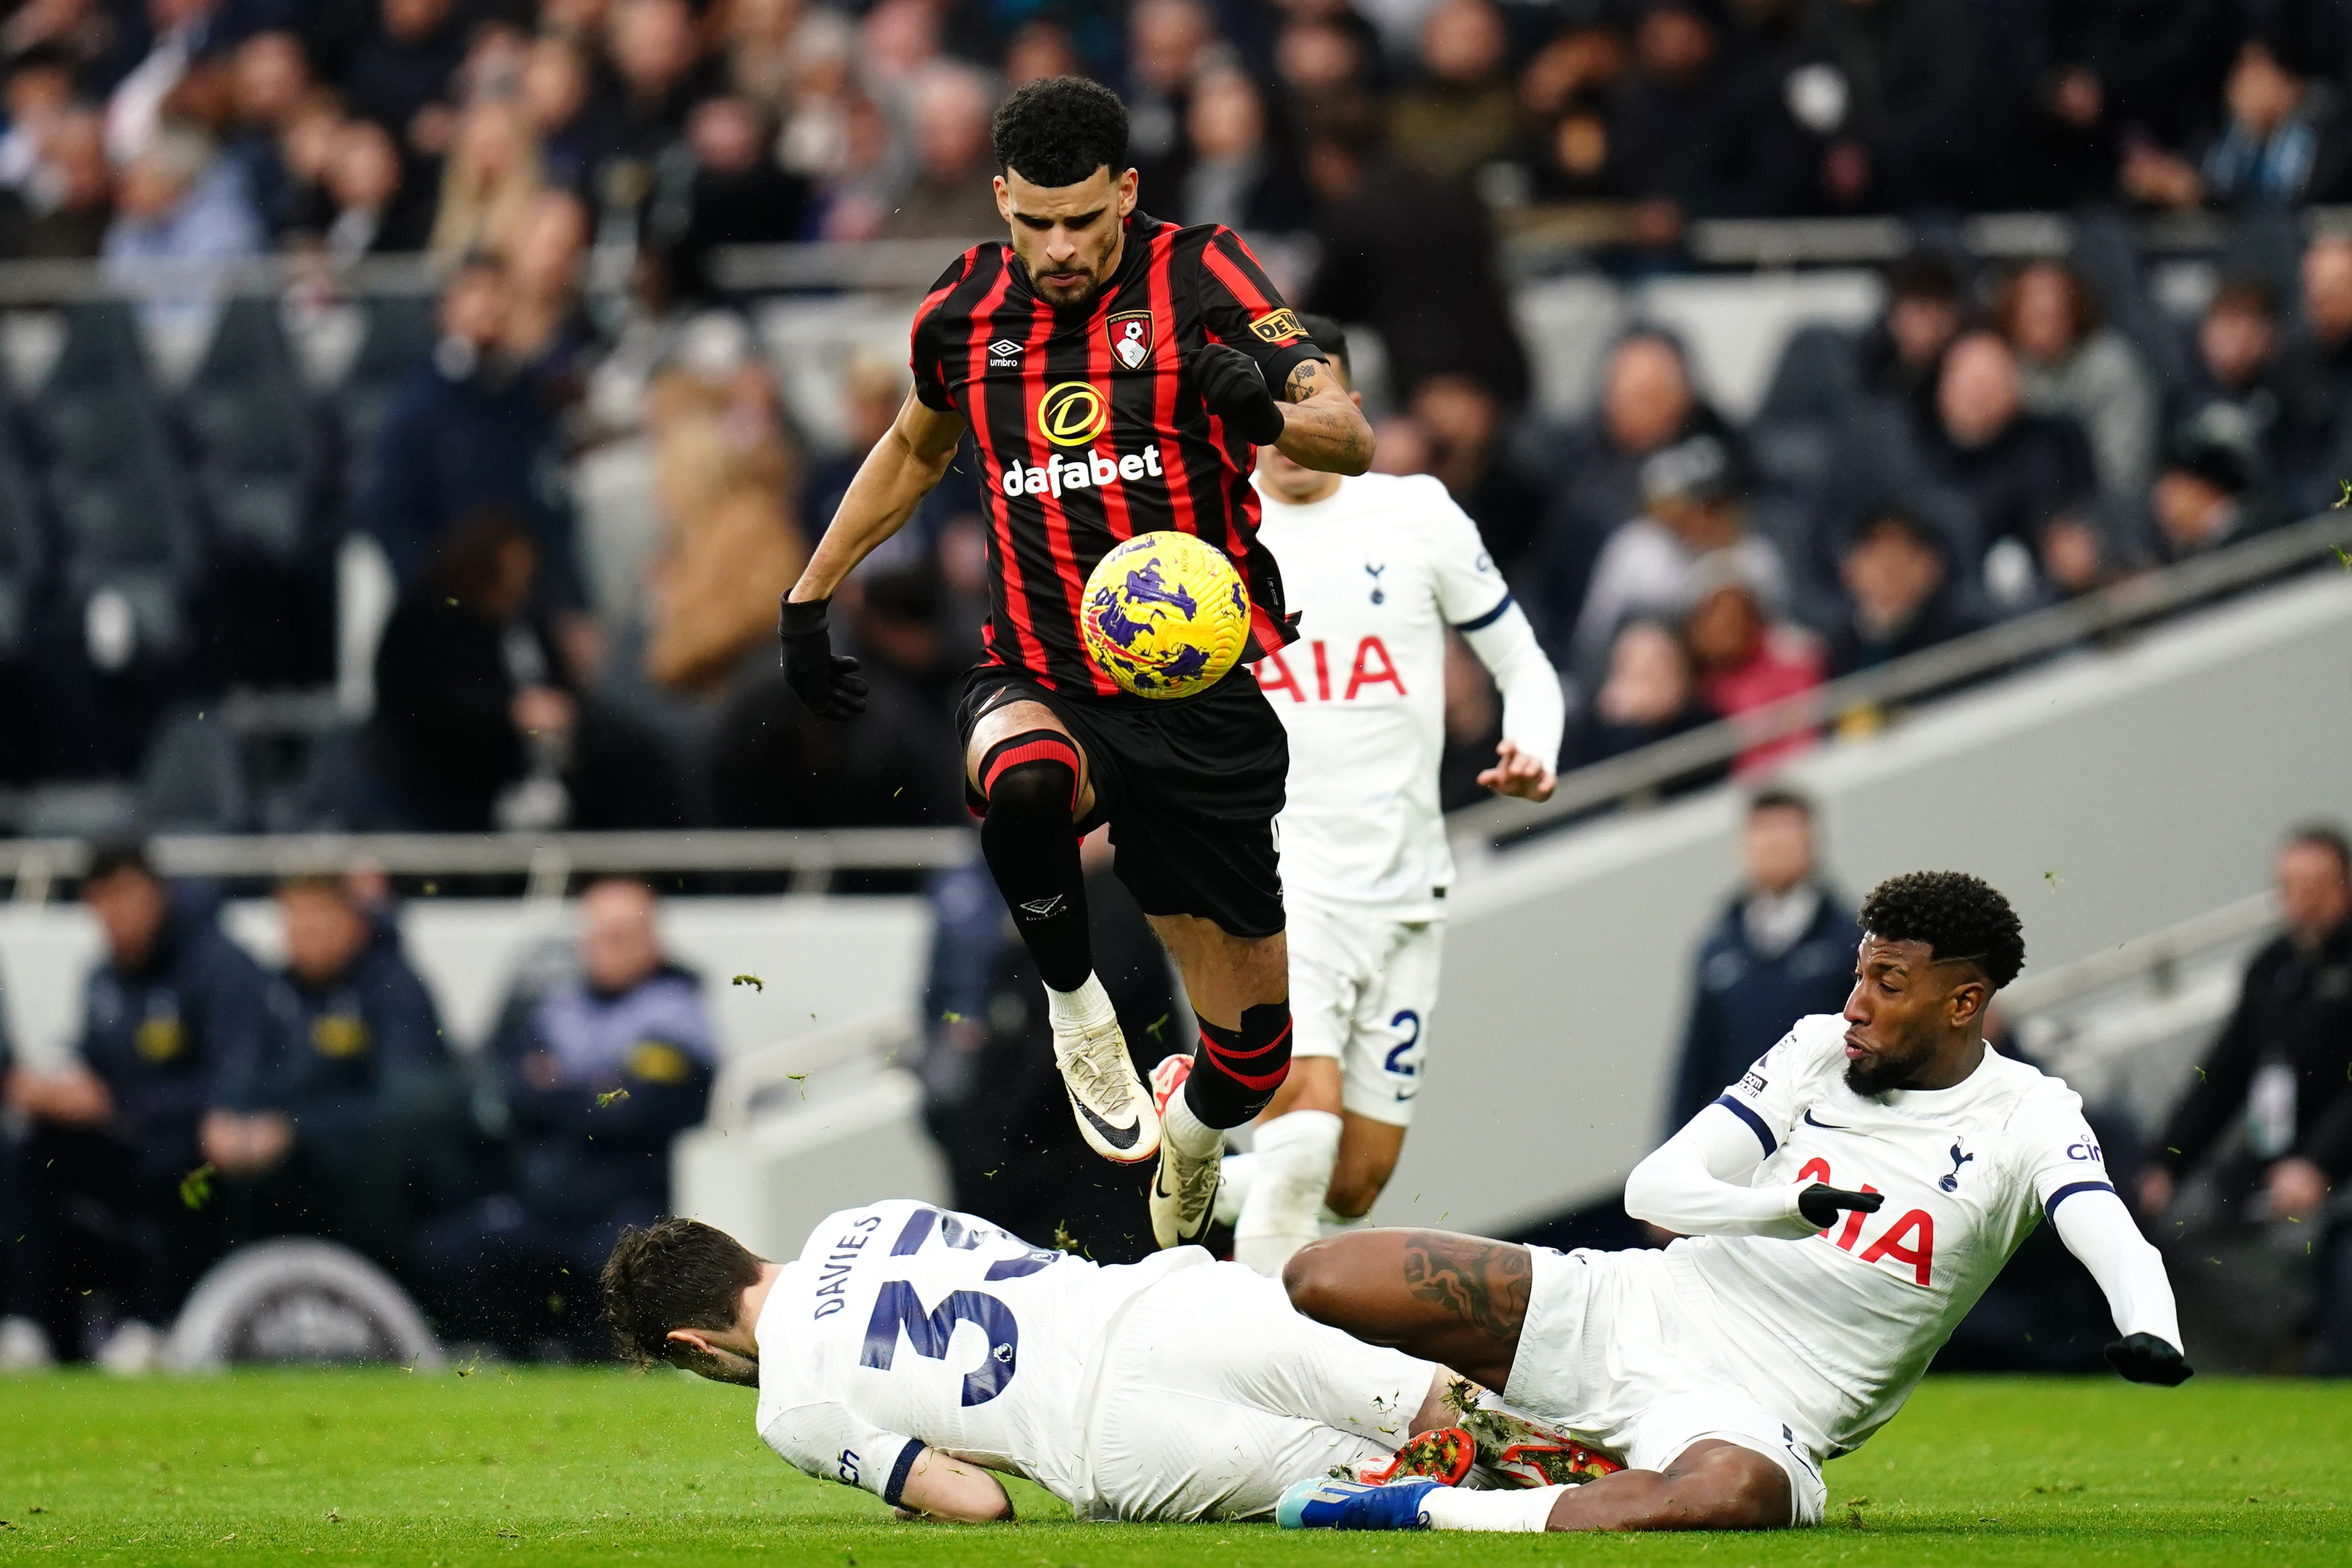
[977,732,1093,994]
[1183,1000,1294,1128]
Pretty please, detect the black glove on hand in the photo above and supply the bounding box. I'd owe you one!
[2105,1332,2193,1386]
[1194,342,1286,446]
[778,595,867,720]
[1797,1183,1885,1230]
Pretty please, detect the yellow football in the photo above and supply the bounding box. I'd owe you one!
[1078,531,1252,699]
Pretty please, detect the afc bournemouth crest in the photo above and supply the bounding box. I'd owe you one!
[1107,310,1155,369]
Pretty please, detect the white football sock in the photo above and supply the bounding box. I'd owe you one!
[1216,1151,1256,1226]
[1234,1109,1341,1275]
[1319,1202,1373,1238]
[1045,973,1116,1035]
[1164,1076,1225,1159]
[1419,1484,1565,1532]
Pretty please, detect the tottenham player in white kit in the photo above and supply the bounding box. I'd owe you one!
[1210,315,1566,1275]
[600,1199,1485,1522]
[1277,872,2192,1533]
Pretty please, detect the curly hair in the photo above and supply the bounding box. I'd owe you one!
[991,76,1128,188]
[601,1218,764,1366]
[1858,870,2026,989]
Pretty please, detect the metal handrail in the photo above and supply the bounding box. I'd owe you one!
[0,826,974,894]
[1999,892,2276,1017]
[1450,511,2352,852]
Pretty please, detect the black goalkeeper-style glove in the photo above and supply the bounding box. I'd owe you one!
[1797,1183,1884,1230]
[2106,1332,2193,1386]
[778,595,867,720]
[1193,342,1287,445]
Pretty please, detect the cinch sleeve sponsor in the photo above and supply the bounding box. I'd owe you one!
[2010,1088,2116,1219]
[759,1400,924,1504]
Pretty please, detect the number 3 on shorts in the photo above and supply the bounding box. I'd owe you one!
[1382,1009,1423,1102]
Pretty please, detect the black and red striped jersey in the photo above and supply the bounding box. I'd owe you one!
[908,211,1326,698]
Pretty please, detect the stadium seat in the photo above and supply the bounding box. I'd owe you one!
[179,298,341,689]
[336,293,439,503]
[20,302,206,775]
[180,298,329,564]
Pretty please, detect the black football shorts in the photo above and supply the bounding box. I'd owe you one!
[957,662,1287,939]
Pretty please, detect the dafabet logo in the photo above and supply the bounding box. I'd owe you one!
[1037,381,1110,447]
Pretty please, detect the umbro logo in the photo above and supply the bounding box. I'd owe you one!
[988,339,1024,368]
[1019,895,1066,918]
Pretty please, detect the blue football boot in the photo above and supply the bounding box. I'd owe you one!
[1276,1475,1442,1530]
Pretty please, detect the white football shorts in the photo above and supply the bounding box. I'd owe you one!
[1502,1246,1829,1527]
[1075,1254,1436,1521]
[1287,898,1442,1127]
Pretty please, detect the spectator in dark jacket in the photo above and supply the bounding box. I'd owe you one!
[368,509,561,832]
[657,95,809,301]
[338,0,464,152]
[2272,235,2352,509]
[361,257,581,606]
[0,841,267,1368]
[210,874,467,1267]
[2122,34,2352,211]
[1302,133,1529,406]
[1856,251,1964,421]
[416,877,715,1356]
[1827,504,1987,676]
[1175,68,1309,234]
[368,509,682,834]
[1561,617,1724,791]
[2141,827,2352,1226]
[1919,330,2101,607]
[2145,422,2290,566]
[2166,275,2298,490]
[1790,0,1981,212]
[1666,789,1860,1132]
[1532,331,1746,646]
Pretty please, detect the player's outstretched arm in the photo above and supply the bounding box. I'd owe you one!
[792,389,967,606]
[891,1447,1015,1523]
[1274,357,1375,475]
[778,389,968,717]
[1461,607,1565,802]
[1625,1104,1877,1239]
[2048,1186,2193,1385]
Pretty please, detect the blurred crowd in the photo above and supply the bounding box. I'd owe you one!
[0,0,2350,819]
[13,0,2352,268]
[0,844,719,1366]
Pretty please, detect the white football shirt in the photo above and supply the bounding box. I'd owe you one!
[1252,472,1564,917]
[1666,1014,2120,1456]
[753,1199,1189,1507]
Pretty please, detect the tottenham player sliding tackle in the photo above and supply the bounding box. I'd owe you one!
[776,76,1375,1249]
[1277,872,2190,1532]
[599,1201,1606,1523]
[603,872,2189,1532]
[1212,314,1565,1273]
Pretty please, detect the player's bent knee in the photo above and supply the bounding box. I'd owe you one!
[1671,1443,1794,1531]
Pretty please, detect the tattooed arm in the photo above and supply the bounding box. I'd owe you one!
[1274,357,1375,476]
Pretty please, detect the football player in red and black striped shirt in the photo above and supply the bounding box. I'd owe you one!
[778,77,1374,1251]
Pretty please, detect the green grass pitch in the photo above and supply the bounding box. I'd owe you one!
[2,1371,2345,1565]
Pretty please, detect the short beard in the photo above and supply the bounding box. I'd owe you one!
[1844,1044,1931,1097]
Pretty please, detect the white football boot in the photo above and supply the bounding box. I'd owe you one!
[1148,1054,1222,1249]
[1053,1008,1160,1164]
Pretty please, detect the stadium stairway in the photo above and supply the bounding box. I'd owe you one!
[662,567,2352,1255]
